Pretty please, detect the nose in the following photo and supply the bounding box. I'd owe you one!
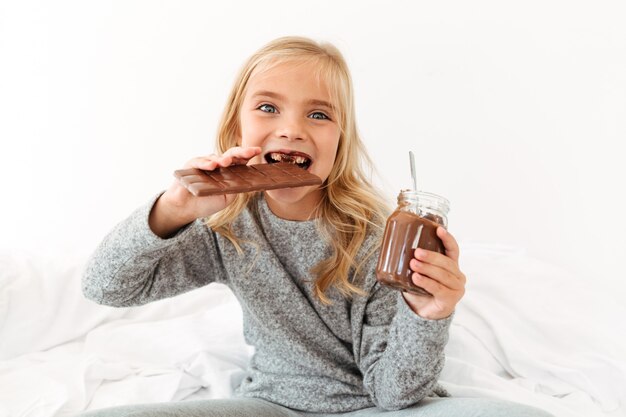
[276,115,306,141]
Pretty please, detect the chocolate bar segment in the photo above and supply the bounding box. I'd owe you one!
[174,162,323,197]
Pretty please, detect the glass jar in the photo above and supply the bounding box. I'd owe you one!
[375,190,450,296]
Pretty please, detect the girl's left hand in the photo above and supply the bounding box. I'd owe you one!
[402,227,466,320]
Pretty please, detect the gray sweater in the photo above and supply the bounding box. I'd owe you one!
[82,193,452,413]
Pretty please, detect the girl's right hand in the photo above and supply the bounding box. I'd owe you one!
[149,146,262,238]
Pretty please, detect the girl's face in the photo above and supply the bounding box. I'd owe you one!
[238,60,341,220]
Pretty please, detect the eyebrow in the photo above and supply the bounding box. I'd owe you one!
[251,90,335,110]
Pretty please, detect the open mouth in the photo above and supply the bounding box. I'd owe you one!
[264,150,313,170]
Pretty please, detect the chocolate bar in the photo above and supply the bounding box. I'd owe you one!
[173,162,323,197]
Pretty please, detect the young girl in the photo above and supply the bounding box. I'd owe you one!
[80,37,552,417]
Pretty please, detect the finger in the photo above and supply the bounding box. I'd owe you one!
[411,272,445,296]
[185,147,263,170]
[186,155,221,171]
[410,259,464,290]
[215,154,234,167]
[437,227,460,262]
[414,247,462,281]
[215,147,263,167]
[223,146,262,162]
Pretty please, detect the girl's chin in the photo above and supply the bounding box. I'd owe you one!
[264,186,317,203]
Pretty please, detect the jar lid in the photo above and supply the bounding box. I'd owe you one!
[399,189,450,215]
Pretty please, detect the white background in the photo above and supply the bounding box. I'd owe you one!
[1,0,624,297]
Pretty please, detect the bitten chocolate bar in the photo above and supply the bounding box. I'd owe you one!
[174,162,323,197]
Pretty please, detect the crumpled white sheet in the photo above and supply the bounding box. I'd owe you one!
[0,249,252,417]
[0,245,624,417]
[439,243,626,417]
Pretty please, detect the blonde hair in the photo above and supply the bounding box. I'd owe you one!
[206,36,390,303]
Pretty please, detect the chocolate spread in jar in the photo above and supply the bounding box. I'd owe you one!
[375,210,445,296]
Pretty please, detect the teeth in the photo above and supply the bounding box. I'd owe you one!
[269,152,309,165]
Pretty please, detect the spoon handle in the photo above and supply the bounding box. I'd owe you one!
[409,151,417,191]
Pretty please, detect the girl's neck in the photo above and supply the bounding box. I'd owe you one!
[263,190,323,221]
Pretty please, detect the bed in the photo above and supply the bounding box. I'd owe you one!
[1,243,624,417]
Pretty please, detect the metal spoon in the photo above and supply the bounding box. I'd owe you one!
[409,151,417,191]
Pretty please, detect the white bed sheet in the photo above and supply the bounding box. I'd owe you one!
[0,244,624,417]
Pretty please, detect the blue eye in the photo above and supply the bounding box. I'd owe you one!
[309,112,329,120]
[258,104,277,113]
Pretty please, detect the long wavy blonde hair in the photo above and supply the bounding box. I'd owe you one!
[206,36,390,303]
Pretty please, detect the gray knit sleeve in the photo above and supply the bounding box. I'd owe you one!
[82,193,227,307]
[358,283,453,410]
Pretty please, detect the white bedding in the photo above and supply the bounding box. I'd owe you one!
[1,244,624,417]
